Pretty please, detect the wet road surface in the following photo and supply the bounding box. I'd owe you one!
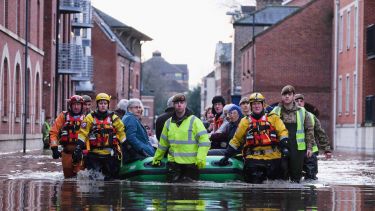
[0,149,374,210]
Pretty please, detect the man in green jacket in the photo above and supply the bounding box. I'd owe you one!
[152,93,210,182]
[271,85,315,183]
[42,117,52,149]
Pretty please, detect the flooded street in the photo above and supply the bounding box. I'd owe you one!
[1,150,375,210]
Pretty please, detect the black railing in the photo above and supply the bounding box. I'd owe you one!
[59,0,82,14]
[58,43,84,74]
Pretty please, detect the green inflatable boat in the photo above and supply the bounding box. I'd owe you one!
[119,156,244,182]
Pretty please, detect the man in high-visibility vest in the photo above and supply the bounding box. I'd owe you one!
[152,93,210,182]
[42,116,52,149]
[295,93,332,180]
[271,85,315,183]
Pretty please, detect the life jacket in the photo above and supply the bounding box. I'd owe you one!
[244,114,279,148]
[89,112,119,149]
[59,111,84,145]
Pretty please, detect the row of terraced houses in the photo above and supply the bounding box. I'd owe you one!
[201,0,375,153]
[0,0,164,151]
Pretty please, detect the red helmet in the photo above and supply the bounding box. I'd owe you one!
[69,95,84,105]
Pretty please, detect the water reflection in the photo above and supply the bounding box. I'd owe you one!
[1,150,375,210]
[1,178,375,210]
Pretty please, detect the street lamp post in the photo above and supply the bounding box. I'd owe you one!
[23,0,30,153]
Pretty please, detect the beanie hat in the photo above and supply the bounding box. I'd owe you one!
[229,105,244,118]
[212,96,225,105]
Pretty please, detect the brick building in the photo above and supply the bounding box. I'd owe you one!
[200,70,215,116]
[142,51,189,115]
[0,0,94,152]
[232,4,299,98]
[43,0,94,119]
[92,8,151,110]
[0,0,44,150]
[240,0,333,138]
[214,41,232,104]
[140,95,155,130]
[333,0,375,152]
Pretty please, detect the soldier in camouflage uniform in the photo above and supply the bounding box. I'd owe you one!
[295,93,332,180]
[271,85,315,183]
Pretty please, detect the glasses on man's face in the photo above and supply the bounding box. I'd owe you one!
[130,106,142,109]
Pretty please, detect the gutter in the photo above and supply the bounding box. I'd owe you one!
[354,0,360,149]
[333,0,339,149]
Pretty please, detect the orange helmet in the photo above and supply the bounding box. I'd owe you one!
[69,95,84,105]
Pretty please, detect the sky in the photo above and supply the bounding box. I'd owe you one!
[91,0,255,88]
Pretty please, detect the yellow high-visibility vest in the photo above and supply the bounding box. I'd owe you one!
[272,106,306,150]
[155,115,210,164]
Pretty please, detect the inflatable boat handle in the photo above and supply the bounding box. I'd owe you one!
[144,161,166,168]
[211,160,232,167]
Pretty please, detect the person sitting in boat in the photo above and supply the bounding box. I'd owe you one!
[114,99,128,119]
[218,92,289,184]
[209,105,243,154]
[202,106,214,132]
[211,95,226,132]
[74,93,126,180]
[152,93,210,183]
[122,98,155,164]
[155,96,175,141]
[144,124,158,149]
[214,103,234,133]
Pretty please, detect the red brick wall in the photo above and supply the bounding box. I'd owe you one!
[241,0,333,135]
[1,13,44,137]
[42,0,74,118]
[234,25,264,95]
[141,95,155,130]
[132,61,141,99]
[336,0,375,125]
[42,0,55,119]
[336,0,358,124]
[92,21,119,110]
[362,0,375,123]
[219,62,231,103]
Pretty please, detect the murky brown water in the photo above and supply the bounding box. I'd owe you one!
[0,150,375,210]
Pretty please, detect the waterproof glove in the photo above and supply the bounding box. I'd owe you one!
[224,145,238,158]
[279,138,289,148]
[218,156,229,166]
[151,159,161,167]
[51,147,61,159]
[72,145,83,164]
[279,138,290,158]
[195,158,206,169]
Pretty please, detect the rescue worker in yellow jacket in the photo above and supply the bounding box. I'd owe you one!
[74,93,126,180]
[271,85,315,183]
[152,93,211,182]
[49,95,85,178]
[218,92,289,183]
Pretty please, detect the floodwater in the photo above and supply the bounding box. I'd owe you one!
[0,150,375,210]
